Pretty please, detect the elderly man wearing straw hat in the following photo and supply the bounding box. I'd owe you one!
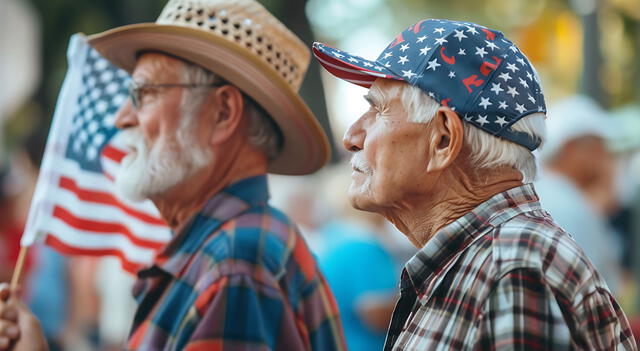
[0,0,347,350]
[313,19,636,350]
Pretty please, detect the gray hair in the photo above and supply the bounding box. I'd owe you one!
[180,61,283,160]
[400,84,545,183]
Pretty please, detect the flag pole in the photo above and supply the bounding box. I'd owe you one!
[10,246,28,290]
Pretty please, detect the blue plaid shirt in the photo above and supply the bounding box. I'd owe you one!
[127,175,347,351]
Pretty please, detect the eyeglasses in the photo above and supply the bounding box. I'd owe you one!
[128,81,226,109]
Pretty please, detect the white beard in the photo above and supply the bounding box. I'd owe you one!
[114,118,212,202]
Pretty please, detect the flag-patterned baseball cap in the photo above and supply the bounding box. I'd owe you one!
[313,19,546,151]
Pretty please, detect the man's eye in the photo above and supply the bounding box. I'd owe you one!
[139,87,157,103]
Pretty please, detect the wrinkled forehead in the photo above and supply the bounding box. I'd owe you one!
[132,52,184,83]
[367,78,404,106]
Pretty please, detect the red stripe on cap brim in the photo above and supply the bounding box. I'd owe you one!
[319,60,378,87]
[312,43,403,88]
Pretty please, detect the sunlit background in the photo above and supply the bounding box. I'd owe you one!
[1,0,639,350]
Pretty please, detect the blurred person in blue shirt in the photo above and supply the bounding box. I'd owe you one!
[318,168,413,351]
[536,95,624,295]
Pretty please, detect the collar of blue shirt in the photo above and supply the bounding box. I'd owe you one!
[142,175,270,278]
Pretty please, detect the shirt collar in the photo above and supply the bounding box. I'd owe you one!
[402,183,541,295]
[142,175,270,278]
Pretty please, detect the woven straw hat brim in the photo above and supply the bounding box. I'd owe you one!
[88,23,330,176]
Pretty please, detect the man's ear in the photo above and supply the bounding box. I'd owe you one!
[425,106,463,173]
[204,85,245,145]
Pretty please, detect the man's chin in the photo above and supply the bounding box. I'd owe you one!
[348,187,376,213]
[115,175,149,202]
[114,162,152,202]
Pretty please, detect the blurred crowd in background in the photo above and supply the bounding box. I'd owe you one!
[1,0,640,350]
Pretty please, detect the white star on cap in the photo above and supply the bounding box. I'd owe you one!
[398,56,409,64]
[485,40,499,50]
[448,70,456,78]
[348,57,359,63]
[506,86,519,97]
[526,72,533,81]
[490,83,504,95]
[383,52,393,59]
[428,91,436,98]
[515,103,527,114]
[506,63,519,72]
[400,43,410,52]
[374,66,383,71]
[528,94,536,104]
[402,70,417,79]
[516,57,526,66]
[434,27,445,34]
[458,48,466,55]
[466,26,479,35]
[519,77,529,88]
[419,46,431,56]
[479,97,492,109]
[453,29,468,41]
[427,58,441,71]
[509,45,518,52]
[495,116,508,127]
[333,52,344,58]
[498,101,508,109]
[417,35,428,43]
[476,115,489,126]
[363,61,373,67]
[384,62,392,68]
[475,46,488,58]
[434,37,448,45]
[498,72,512,81]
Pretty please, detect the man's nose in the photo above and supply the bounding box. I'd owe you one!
[114,100,137,129]
[342,117,365,152]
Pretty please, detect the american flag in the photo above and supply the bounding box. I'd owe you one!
[21,34,171,273]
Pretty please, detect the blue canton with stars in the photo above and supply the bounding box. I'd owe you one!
[313,19,547,150]
[65,47,129,173]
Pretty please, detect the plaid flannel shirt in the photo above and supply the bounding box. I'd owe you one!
[384,184,636,350]
[126,175,346,351]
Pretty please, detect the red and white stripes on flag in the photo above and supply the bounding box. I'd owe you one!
[21,34,171,274]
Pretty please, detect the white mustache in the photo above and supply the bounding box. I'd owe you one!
[118,129,146,153]
[350,153,372,175]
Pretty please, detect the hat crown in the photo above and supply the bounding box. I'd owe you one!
[156,0,309,91]
[384,20,546,149]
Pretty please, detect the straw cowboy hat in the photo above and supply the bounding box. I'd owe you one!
[88,0,330,175]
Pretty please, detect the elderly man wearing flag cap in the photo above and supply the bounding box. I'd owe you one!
[314,19,636,350]
[0,0,347,350]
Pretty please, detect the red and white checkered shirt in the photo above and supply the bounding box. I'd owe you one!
[384,184,636,350]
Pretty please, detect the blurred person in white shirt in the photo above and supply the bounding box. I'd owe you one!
[536,95,624,295]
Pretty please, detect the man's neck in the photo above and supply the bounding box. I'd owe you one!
[384,165,523,248]
[152,143,268,231]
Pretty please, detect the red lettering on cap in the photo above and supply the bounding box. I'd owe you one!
[440,47,456,65]
[480,56,502,76]
[481,28,496,40]
[463,75,484,93]
[389,33,405,48]
[413,20,427,34]
[441,98,451,107]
